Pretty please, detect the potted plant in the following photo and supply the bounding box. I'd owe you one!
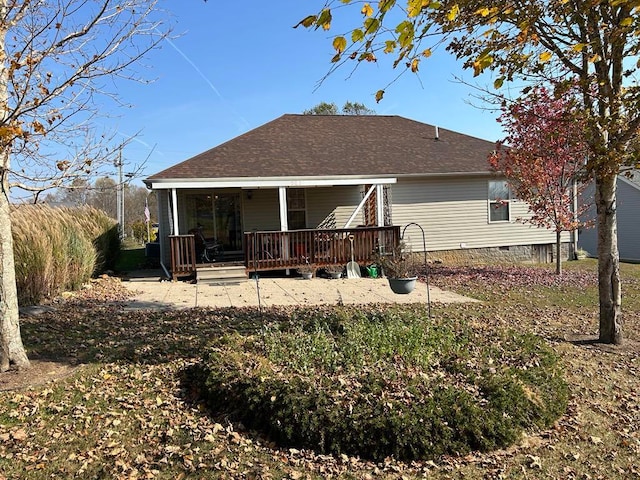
[374,242,421,294]
[324,264,344,279]
[297,263,317,280]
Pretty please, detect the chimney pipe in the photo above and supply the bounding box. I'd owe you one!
[435,125,439,140]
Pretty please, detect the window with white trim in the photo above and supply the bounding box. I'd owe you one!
[488,180,511,222]
[287,188,307,229]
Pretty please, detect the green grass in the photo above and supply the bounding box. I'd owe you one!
[114,246,147,272]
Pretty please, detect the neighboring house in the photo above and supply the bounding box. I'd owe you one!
[144,114,570,277]
[579,173,640,262]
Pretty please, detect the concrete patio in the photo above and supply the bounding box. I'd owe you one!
[121,273,478,310]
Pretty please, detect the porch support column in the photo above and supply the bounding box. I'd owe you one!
[278,187,288,231]
[171,188,179,235]
[278,187,290,266]
[376,184,385,227]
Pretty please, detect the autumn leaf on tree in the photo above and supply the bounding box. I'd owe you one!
[489,84,592,274]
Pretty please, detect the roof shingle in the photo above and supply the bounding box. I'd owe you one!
[146,114,496,181]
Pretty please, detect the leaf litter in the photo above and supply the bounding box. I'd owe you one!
[1,263,639,479]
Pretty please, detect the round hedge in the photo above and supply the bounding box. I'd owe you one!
[197,306,568,462]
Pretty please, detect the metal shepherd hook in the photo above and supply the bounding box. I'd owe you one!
[401,222,432,319]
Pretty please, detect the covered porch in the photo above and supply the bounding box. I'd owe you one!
[155,177,398,279]
[168,225,400,278]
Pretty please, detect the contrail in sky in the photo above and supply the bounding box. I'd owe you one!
[162,34,251,131]
[117,131,165,157]
[163,35,224,100]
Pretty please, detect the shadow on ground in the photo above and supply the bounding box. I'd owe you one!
[21,298,293,366]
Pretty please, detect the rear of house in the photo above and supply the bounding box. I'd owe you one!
[145,114,570,277]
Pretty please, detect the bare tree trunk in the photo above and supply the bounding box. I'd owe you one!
[555,230,562,275]
[0,4,29,371]
[595,172,622,344]
[0,164,30,371]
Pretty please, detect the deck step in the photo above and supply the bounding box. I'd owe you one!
[196,264,247,284]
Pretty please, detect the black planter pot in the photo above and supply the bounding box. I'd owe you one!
[387,276,418,294]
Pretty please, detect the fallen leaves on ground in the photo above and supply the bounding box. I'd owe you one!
[427,263,597,290]
[1,267,639,479]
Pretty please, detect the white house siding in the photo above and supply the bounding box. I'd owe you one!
[391,176,568,254]
[306,186,362,229]
[579,177,640,262]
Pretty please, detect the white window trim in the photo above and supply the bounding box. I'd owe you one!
[488,180,511,223]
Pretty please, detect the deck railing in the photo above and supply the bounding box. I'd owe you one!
[169,235,197,280]
[244,226,400,271]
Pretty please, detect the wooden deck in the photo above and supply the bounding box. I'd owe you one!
[169,227,400,277]
[244,226,400,271]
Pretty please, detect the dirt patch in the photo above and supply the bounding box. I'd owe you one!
[0,359,82,391]
[5,274,132,391]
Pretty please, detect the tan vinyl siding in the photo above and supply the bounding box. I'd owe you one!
[306,186,362,228]
[242,186,361,231]
[577,182,596,257]
[392,177,567,252]
[243,188,281,231]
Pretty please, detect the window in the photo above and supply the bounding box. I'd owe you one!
[287,188,307,229]
[488,180,510,222]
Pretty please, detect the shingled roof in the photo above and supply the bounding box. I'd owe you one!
[146,114,496,182]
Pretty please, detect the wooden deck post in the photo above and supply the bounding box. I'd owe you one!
[169,235,196,280]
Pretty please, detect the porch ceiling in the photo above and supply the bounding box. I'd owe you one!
[146,176,398,190]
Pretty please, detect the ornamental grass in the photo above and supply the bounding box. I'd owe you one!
[11,204,119,306]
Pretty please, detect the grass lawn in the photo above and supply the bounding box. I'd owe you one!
[1,259,639,479]
[115,239,158,273]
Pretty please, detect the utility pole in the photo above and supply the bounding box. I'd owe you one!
[115,150,124,240]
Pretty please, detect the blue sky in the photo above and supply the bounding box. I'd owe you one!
[113,1,504,185]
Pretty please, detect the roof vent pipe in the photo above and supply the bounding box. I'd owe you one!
[435,125,439,140]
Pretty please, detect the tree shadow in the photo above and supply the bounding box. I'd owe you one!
[563,333,639,354]
[20,297,295,366]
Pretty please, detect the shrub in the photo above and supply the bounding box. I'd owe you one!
[195,306,568,462]
[11,204,120,305]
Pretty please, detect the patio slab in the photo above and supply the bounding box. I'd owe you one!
[122,274,479,310]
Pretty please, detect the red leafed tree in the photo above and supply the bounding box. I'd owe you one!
[489,85,591,274]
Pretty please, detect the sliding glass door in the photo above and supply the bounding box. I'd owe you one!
[184,192,242,253]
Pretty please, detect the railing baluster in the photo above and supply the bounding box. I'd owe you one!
[169,235,196,280]
[243,226,400,271]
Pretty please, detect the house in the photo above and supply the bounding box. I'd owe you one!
[579,174,640,262]
[144,114,570,278]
